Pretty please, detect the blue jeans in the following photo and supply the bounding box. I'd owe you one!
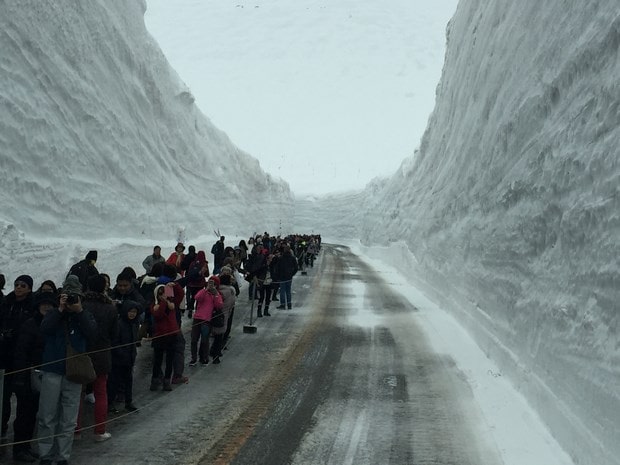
[280,280,292,307]
[190,319,211,362]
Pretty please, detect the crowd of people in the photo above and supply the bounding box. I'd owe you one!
[0,232,321,464]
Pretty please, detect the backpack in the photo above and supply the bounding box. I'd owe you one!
[188,261,203,280]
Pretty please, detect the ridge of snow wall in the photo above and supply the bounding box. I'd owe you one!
[353,2,619,464]
[0,0,293,239]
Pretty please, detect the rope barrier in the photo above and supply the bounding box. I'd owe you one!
[0,243,320,451]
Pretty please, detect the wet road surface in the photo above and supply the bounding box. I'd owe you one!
[5,244,503,464]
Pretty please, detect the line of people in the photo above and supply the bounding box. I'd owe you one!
[0,232,321,464]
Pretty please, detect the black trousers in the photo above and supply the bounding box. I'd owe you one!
[107,365,134,406]
[2,377,39,454]
[152,335,176,380]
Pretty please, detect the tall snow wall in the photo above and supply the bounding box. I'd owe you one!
[0,0,293,239]
[355,1,619,464]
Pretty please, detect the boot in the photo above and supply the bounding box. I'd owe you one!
[264,306,271,316]
[287,303,292,310]
[257,305,263,318]
[162,379,172,391]
[149,378,161,391]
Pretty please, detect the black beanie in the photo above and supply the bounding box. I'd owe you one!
[87,274,107,294]
[85,250,98,261]
[14,274,34,290]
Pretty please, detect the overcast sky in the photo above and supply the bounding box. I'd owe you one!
[144,0,458,196]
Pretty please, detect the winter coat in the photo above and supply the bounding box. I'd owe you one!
[13,310,46,388]
[194,288,223,322]
[40,307,97,376]
[142,254,165,273]
[139,275,159,310]
[68,259,99,291]
[187,251,209,289]
[111,300,141,367]
[82,291,118,375]
[110,285,146,313]
[151,285,180,338]
[212,285,236,335]
[275,251,298,282]
[247,251,268,281]
[166,252,185,274]
[0,291,34,370]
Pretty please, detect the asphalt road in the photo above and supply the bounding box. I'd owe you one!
[4,244,503,464]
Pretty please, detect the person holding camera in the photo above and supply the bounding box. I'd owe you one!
[149,284,180,391]
[189,276,223,366]
[37,274,97,465]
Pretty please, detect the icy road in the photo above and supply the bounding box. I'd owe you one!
[65,244,530,465]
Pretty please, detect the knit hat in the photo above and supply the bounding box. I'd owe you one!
[35,292,58,308]
[85,250,98,262]
[207,275,220,287]
[14,274,34,290]
[87,274,107,294]
[62,275,83,296]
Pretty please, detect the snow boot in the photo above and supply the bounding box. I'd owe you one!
[264,306,271,316]
[257,305,263,318]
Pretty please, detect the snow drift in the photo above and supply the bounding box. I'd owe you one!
[300,2,620,464]
[0,0,293,241]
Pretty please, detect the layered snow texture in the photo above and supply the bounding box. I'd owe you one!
[0,0,293,240]
[298,2,620,464]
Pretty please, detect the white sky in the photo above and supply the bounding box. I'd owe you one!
[144,0,458,195]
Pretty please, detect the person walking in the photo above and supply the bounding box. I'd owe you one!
[275,246,298,310]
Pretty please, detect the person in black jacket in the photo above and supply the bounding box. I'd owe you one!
[10,292,53,462]
[1,275,34,451]
[67,250,99,292]
[107,300,141,413]
[275,246,298,310]
[75,274,118,442]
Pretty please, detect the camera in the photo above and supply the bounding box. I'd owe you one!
[66,294,80,305]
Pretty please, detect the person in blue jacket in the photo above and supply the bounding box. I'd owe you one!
[37,275,97,465]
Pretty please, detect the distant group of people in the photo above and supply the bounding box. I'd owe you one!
[0,232,321,464]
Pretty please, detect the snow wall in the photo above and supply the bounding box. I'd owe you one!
[0,0,294,241]
[298,2,620,464]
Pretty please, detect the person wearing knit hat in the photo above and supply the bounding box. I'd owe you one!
[62,275,84,297]
[14,274,34,291]
[11,282,55,462]
[68,251,100,292]
[0,273,35,459]
[36,274,97,465]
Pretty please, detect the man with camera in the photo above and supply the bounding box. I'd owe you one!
[37,275,97,465]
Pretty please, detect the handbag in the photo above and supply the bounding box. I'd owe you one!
[64,325,97,385]
[263,272,273,286]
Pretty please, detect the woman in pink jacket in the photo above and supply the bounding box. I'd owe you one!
[189,276,223,366]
